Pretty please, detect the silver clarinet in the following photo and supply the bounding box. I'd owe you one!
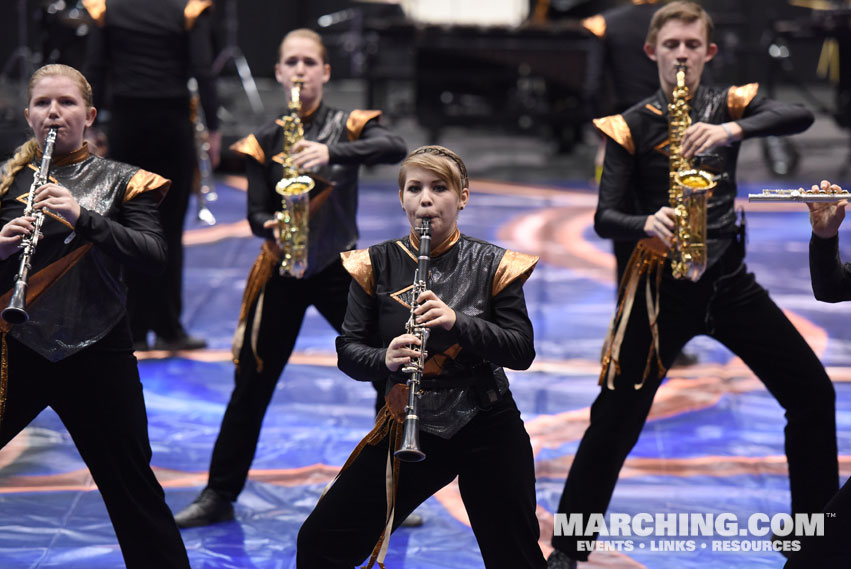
[395,218,431,462]
[748,188,851,203]
[2,127,59,324]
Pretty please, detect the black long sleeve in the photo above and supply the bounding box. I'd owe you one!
[594,137,647,241]
[335,280,388,383]
[326,120,407,166]
[810,233,851,302]
[451,280,535,370]
[75,191,167,272]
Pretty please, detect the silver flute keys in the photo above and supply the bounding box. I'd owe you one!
[2,127,59,324]
[395,218,432,462]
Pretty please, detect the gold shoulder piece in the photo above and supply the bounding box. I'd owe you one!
[82,0,106,26]
[230,134,266,164]
[184,0,213,30]
[492,250,539,296]
[125,169,171,204]
[340,249,374,296]
[582,14,606,38]
[346,110,382,142]
[593,115,635,155]
[727,83,759,120]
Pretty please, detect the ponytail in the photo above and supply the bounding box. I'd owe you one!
[0,139,39,199]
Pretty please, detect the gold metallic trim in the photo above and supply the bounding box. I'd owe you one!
[423,343,463,376]
[644,104,663,116]
[409,228,460,257]
[727,83,759,121]
[492,250,538,296]
[581,15,606,38]
[346,110,382,142]
[340,249,374,295]
[390,284,414,308]
[395,241,417,263]
[184,0,212,30]
[593,115,635,155]
[125,169,171,204]
[82,0,106,26]
[230,134,266,164]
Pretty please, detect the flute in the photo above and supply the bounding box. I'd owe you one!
[748,188,851,203]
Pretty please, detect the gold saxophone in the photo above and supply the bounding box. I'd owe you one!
[667,62,717,281]
[274,78,315,277]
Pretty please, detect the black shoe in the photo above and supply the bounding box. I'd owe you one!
[546,550,578,569]
[174,488,234,528]
[154,334,208,351]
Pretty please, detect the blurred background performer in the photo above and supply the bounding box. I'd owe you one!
[82,0,221,351]
[781,178,851,568]
[296,145,545,569]
[0,63,189,569]
[547,2,838,567]
[172,28,407,529]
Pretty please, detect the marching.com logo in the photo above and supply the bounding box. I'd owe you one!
[553,512,823,553]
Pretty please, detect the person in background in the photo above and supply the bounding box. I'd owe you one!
[83,0,221,351]
[172,28,407,528]
[0,63,190,569]
[547,3,838,567]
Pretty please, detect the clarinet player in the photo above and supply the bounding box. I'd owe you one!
[0,64,190,569]
[296,145,546,569]
[547,2,837,567]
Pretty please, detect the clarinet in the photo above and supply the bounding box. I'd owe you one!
[395,218,431,462]
[2,127,59,324]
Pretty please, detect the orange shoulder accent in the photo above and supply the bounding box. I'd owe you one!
[582,14,606,38]
[644,104,663,116]
[492,250,538,296]
[184,0,213,30]
[230,134,265,164]
[727,83,759,121]
[346,110,382,142]
[340,249,374,296]
[82,0,106,26]
[593,115,635,155]
[125,169,171,204]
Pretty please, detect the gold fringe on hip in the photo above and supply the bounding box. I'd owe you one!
[599,237,668,390]
[231,241,279,372]
[318,406,403,569]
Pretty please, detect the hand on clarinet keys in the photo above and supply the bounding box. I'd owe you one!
[414,290,456,330]
[385,333,422,372]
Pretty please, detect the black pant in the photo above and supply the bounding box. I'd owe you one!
[206,259,355,500]
[552,250,839,560]
[785,477,851,568]
[0,330,190,569]
[297,394,547,569]
[109,96,196,342]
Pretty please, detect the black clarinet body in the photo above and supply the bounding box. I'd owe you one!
[395,218,431,462]
[2,127,59,324]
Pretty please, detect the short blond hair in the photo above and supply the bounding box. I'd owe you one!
[398,145,469,197]
[278,28,327,64]
[646,0,714,46]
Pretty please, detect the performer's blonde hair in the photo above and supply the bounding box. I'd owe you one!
[398,145,469,197]
[0,64,94,198]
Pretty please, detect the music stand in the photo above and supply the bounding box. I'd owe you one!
[213,0,264,115]
[0,0,36,99]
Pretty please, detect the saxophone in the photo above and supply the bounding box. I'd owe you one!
[395,218,431,462]
[274,78,315,278]
[667,62,717,281]
[2,127,59,324]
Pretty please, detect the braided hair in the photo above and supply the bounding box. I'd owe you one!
[398,145,469,196]
[0,64,94,199]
